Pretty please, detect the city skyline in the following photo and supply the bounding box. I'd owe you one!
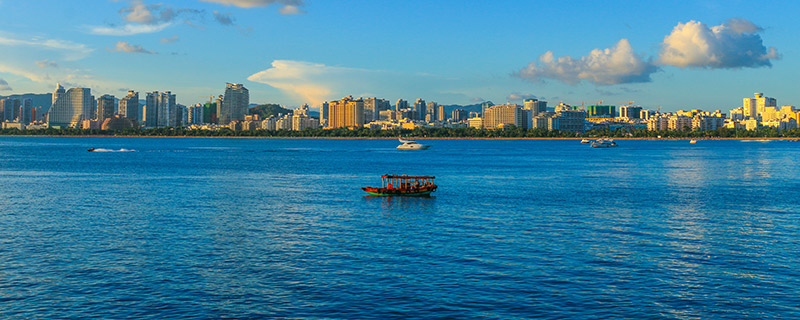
[0,1,798,111]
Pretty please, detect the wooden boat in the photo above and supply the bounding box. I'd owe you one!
[361,174,437,196]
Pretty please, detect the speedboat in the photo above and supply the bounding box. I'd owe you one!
[580,139,591,143]
[362,174,437,196]
[590,139,617,148]
[689,139,697,144]
[87,148,96,152]
[397,138,430,150]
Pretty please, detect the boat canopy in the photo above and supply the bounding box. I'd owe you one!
[379,174,435,189]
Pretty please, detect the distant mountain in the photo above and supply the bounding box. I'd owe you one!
[442,102,489,115]
[249,104,292,118]
[0,93,52,112]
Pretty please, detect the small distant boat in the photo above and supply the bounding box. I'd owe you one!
[580,139,591,143]
[361,174,437,196]
[397,138,430,150]
[590,138,617,148]
[87,148,96,152]
[689,139,697,144]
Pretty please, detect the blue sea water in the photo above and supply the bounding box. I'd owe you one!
[1,137,800,319]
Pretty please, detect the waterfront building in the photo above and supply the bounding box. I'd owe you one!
[327,96,364,129]
[483,104,522,129]
[556,109,586,132]
[691,115,725,131]
[48,83,93,128]
[468,117,483,129]
[144,92,158,127]
[292,104,320,131]
[743,92,776,119]
[647,115,669,131]
[119,90,139,121]
[620,105,642,119]
[261,117,277,130]
[101,115,137,130]
[218,83,249,124]
[1,98,19,122]
[586,105,616,118]
[320,102,328,127]
[187,104,204,125]
[96,95,116,123]
[414,98,426,121]
[437,104,446,122]
[451,109,468,122]
[21,98,33,124]
[426,101,438,122]
[523,99,547,117]
[395,99,408,112]
[157,91,177,127]
[532,112,558,130]
[668,115,692,131]
[363,97,391,123]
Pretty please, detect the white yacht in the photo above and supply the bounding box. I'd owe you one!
[590,138,618,148]
[397,138,430,150]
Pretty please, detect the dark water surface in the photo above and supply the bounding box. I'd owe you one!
[1,137,799,319]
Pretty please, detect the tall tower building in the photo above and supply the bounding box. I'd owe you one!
[327,96,364,128]
[97,95,116,122]
[426,101,438,122]
[119,90,139,121]
[396,99,408,112]
[21,98,33,124]
[218,83,249,124]
[1,98,19,122]
[144,92,159,127]
[414,98,426,121]
[437,104,446,121]
[484,104,522,129]
[48,83,93,128]
[523,99,547,116]
[363,97,390,123]
[157,91,177,127]
[743,92,776,119]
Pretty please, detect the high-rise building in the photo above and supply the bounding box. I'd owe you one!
[119,90,139,121]
[187,104,204,125]
[483,103,522,129]
[157,91,177,127]
[48,83,93,128]
[363,97,391,123]
[426,101,438,122]
[1,98,19,122]
[437,104,446,121]
[743,92,776,119]
[586,105,616,118]
[327,96,364,128]
[414,98,426,121]
[218,83,249,124]
[144,92,159,127]
[97,95,116,123]
[523,99,547,117]
[396,99,408,112]
[620,105,642,119]
[320,102,328,127]
[21,98,33,124]
[451,109,468,121]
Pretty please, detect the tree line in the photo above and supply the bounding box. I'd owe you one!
[2,126,799,138]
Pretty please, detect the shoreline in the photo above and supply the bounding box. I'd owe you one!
[0,135,794,141]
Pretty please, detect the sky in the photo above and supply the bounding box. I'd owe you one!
[0,0,798,112]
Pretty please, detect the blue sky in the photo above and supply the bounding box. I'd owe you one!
[0,0,797,112]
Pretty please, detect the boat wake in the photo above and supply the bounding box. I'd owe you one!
[90,148,136,152]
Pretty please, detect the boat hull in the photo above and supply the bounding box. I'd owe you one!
[361,186,436,197]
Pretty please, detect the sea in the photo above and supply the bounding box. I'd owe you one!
[1,137,799,319]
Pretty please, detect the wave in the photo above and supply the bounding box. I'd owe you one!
[91,148,136,152]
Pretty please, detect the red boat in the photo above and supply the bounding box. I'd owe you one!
[361,174,437,196]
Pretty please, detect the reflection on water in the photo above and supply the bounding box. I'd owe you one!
[363,195,437,218]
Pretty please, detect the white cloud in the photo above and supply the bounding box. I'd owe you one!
[0,63,50,82]
[247,60,471,107]
[120,0,176,24]
[279,5,304,15]
[0,34,93,61]
[658,19,779,69]
[35,59,59,68]
[88,22,172,36]
[200,0,305,14]
[517,39,658,85]
[111,41,156,54]
[507,92,537,101]
[0,78,11,91]
[160,35,179,43]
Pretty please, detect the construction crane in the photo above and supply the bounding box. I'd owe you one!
[618,100,635,106]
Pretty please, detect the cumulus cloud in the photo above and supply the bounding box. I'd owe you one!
[201,0,305,14]
[658,18,779,69]
[111,41,156,54]
[120,0,175,24]
[507,92,537,101]
[0,79,11,91]
[35,59,59,68]
[213,11,235,25]
[517,39,658,85]
[471,97,485,103]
